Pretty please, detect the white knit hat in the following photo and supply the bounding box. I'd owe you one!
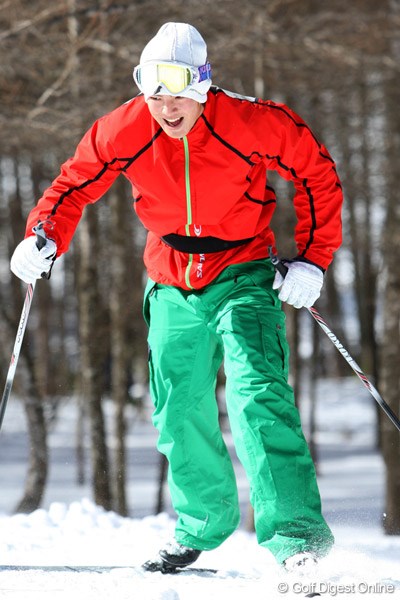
[134,22,212,103]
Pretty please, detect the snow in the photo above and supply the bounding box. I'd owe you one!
[0,378,399,599]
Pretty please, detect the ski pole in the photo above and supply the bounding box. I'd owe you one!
[269,249,400,433]
[0,225,48,431]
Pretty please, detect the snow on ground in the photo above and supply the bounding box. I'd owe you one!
[0,377,399,599]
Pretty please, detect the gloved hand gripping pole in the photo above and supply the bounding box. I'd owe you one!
[269,248,400,433]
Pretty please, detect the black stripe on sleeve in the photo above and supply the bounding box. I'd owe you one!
[49,128,163,217]
[265,153,317,254]
[299,178,317,255]
[50,158,120,217]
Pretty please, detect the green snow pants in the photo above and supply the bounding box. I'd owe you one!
[143,259,334,564]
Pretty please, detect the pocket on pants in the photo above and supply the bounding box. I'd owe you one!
[147,346,157,406]
[257,310,289,378]
[142,278,158,327]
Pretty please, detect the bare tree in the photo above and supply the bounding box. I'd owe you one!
[6,158,48,513]
[1,0,399,521]
[380,0,400,533]
[77,207,112,510]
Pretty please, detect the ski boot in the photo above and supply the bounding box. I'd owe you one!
[142,539,202,573]
[283,552,318,575]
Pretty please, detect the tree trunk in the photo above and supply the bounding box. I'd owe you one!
[155,453,168,514]
[381,46,400,534]
[109,179,131,516]
[14,350,48,513]
[381,251,400,534]
[77,208,112,510]
[8,156,49,514]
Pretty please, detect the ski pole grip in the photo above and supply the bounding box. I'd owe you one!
[35,233,46,251]
[268,246,288,277]
[33,224,47,251]
[32,223,54,279]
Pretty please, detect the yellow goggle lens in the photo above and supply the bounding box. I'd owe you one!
[156,64,192,94]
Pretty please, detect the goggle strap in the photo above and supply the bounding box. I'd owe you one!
[198,62,212,82]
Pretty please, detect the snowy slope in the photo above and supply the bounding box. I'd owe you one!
[0,500,399,599]
[0,378,399,599]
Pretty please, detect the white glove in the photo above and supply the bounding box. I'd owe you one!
[272,260,324,309]
[10,236,57,284]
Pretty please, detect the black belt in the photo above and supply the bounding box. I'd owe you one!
[161,233,256,254]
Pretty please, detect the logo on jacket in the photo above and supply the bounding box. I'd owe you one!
[197,253,206,278]
[194,224,202,237]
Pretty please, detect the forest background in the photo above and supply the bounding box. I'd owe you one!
[0,0,399,536]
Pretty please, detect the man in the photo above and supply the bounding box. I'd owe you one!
[11,22,342,573]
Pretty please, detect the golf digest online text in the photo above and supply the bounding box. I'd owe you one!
[277,581,395,595]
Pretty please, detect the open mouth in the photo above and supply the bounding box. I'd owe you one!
[164,117,184,128]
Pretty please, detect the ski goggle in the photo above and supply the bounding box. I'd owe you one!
[133,61,212,95]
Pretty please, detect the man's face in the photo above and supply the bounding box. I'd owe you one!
[146,95,204,138]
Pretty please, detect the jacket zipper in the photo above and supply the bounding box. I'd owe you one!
[183,136,194,289]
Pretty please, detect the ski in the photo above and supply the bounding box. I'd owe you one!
[0,564,218,575]
[0,564,340,597]
[0,565,359,597]
[0,565,137,573]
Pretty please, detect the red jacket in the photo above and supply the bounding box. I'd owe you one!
[26,87,343,289]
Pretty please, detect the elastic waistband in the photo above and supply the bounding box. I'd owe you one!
[161,233,256,254]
